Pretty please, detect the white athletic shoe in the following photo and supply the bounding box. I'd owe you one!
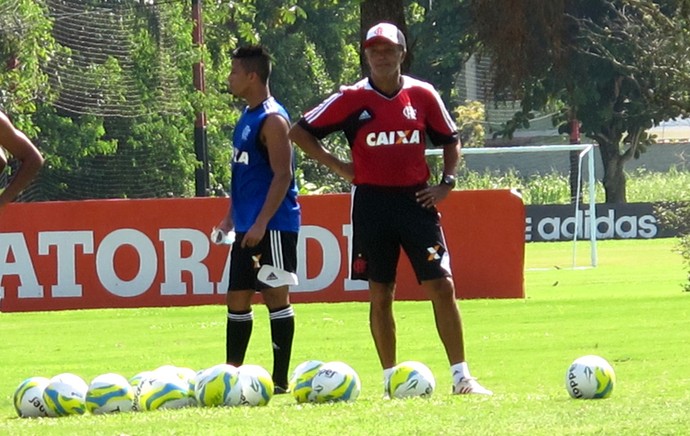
[453,377,493,395]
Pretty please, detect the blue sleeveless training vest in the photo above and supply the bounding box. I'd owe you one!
[230,97,300,232]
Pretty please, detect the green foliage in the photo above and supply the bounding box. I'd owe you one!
[0,0,56,133]
[406,1,474,104]
[0,0,475,199]
[654,184,690,291]
[1,0,200,200]
[454,100,485,148]
[452,166,689,205]
[470,0,690,203]
[201,0,361,196]
[3,0,688,202]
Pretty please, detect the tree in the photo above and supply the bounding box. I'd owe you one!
[360,0,408,74]
[471,0,690,203]
[657,201,690,291]
[1,0,476,198]
[407,1,474,104]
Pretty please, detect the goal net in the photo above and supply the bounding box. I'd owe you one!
[426,144,599,268]
[0,0,195,201]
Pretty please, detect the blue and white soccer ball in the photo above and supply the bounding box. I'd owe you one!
[135,372,193,411]
[288,360,324,403]
[386,361,436,399]
[310,361,361,403]
[152,365,198,407]
[194,363,242,407]
[565,355,616,399]
[13,376,51,418]
[86,373,135,414]
[174,366,198,407]
[129,370,154,389]
[42,373,89,417]
[237,364,274,406]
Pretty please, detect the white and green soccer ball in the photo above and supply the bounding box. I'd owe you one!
[237,364,274,407]
[194,363,242,407]
[153,365,198,407]
[86,373,134,414]
[135,372,193,411]
[42,373,89,417]
[310,361,361,403]
[565,355,616,399]
[174,366,199,407]
[386,361,436,399]
[288,360,324,403]
[129,370,154,389]
[13,376,51,418]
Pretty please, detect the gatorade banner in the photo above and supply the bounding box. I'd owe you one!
[0,190,525,312]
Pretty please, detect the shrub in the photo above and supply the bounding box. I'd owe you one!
[656,202,690,292]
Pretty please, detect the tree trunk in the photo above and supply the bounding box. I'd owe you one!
[359,0,410,75]
[598,140,627,203]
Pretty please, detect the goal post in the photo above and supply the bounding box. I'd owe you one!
[426,144,598,268]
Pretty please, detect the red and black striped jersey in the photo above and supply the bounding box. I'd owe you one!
[297,75,458,187]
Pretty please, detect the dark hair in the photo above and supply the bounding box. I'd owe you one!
[231,45,272,84]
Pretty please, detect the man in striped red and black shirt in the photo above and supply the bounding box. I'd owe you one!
[289,22,492,396]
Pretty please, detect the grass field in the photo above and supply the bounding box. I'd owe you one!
[1,238,688,435]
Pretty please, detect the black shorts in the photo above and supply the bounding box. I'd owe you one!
[228,230,298,291]
[350,184,452,283]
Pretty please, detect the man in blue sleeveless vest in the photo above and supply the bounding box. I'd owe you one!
[214,45,300,393]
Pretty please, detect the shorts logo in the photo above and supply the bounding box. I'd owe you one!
[427,245,442,261]
[252,254,262,269]
[353,255,367,275]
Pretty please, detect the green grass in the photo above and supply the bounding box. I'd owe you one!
[1,239,688,435]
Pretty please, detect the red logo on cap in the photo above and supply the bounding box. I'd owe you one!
[374,26,384,36]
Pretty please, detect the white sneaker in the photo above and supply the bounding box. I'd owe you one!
[453,377,493,395]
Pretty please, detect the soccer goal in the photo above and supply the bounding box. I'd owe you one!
[426,144,599,268]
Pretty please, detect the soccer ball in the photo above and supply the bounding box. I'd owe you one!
[174,367,197,386]
[237,364,274,406]
[154,365,180,376]
[174,366,199,407]
[565,355,616,399]
[86,373,135,414]
[152,365,197,407]
[311,361,361,403]
[135,372,193,411]
[42,373,89,417]
[129,370,154,388]
[288,360,324,403]
[386,361,436,399]
[194,364,242,407]
[13,376,51,418]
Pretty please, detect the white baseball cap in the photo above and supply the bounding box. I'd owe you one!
[364,22,406,50]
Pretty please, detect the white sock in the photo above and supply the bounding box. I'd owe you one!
[451,362,471,383]
[383,367,395,384]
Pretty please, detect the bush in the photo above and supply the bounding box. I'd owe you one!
[656,202,690,292]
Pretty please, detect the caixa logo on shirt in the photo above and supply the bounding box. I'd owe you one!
[366,129,421,146]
